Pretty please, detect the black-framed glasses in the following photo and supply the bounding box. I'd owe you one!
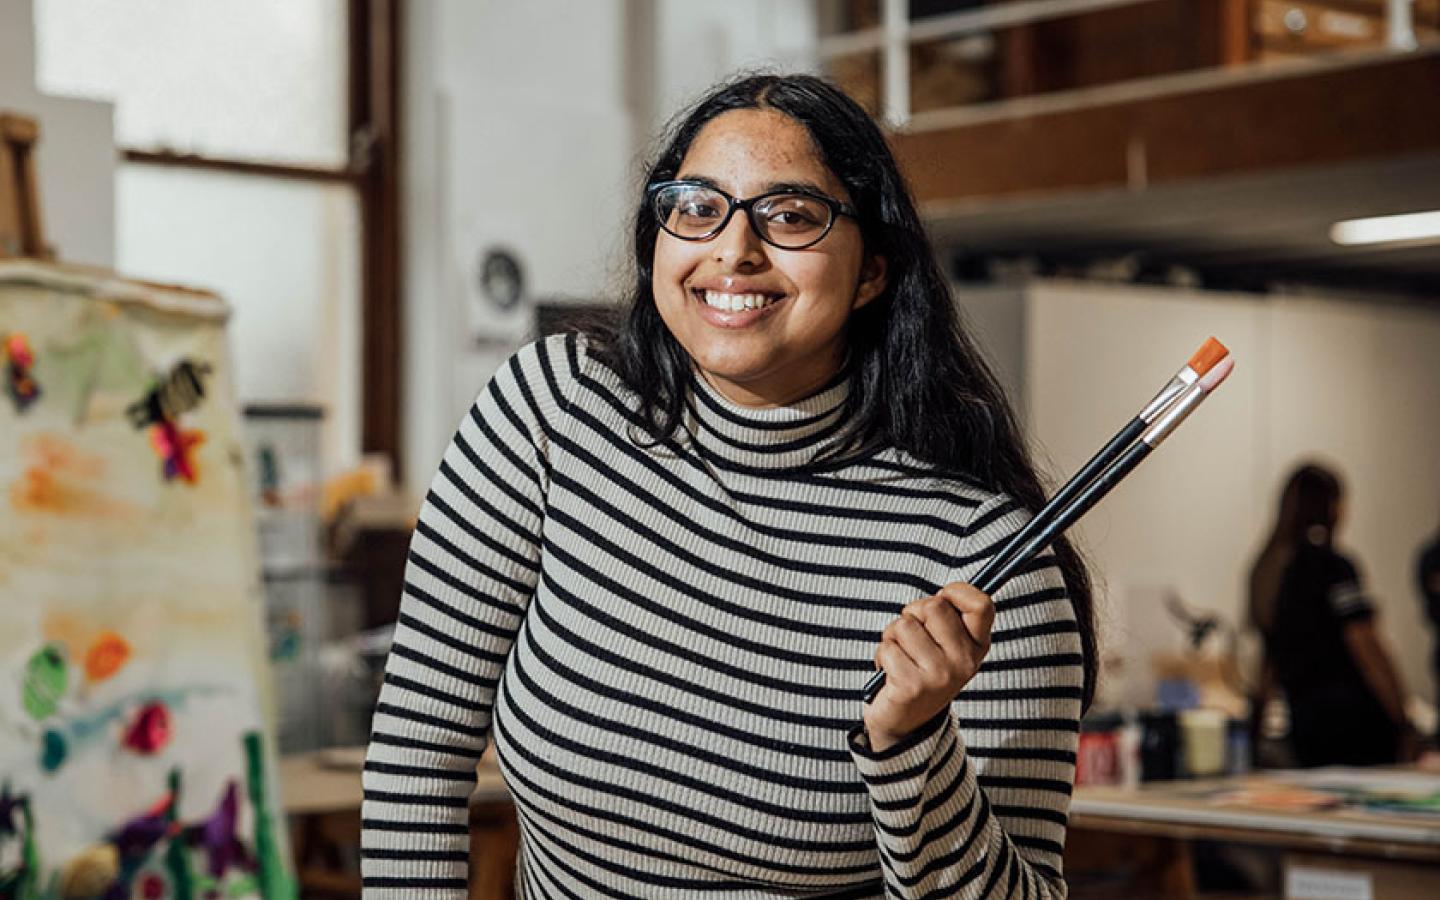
[648,180,859,250]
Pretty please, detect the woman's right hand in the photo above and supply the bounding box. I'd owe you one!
[863,582,995,753]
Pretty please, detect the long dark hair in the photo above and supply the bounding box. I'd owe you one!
[580,73,1098,709]
[1249,463,1343,634]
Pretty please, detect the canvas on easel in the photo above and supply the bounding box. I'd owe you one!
[0,260,293,900]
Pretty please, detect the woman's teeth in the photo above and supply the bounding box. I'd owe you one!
[702,290,778,312]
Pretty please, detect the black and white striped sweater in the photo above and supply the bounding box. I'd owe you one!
[361,332,1082,898]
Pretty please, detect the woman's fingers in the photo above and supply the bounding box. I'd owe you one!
[886,610,946,669]
[874,637,920,691]
[866,585,996,749]
[903,594,975,664]
[936,582,995,650]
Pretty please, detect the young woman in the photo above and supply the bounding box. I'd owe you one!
[1418,516,1440,743]
[1249,464,1414,767]
[362,74,1095,899]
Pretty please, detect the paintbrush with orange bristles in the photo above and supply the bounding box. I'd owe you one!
[972,336,1230,588]
[862,338,1235,703]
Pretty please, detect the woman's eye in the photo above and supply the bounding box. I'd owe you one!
[680,202,720,219]
[766,207,822,230]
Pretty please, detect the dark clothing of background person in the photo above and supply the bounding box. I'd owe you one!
[1420,536,1440,739]
[1267,542,1397,766]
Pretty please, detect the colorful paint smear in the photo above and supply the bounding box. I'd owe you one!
[84,631,132,683]
[9,433,130,518]
[121,702,173,755]
[34,684,230,775]
[0,784,40,900]
[125,359,212,430]
[127,359,214,486]
[110,792,173,861]
[243,732,293,900]
[4,332,41,412]
[136,870,168,899]
[161,769,197,900]
[193,782,248,878]
[40,728,67,773]
[2,743,283,900]
[149,418,206,484]
[58,843,119,898]
[21,644,67,721]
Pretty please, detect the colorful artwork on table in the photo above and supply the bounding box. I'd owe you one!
[0,262,294,900]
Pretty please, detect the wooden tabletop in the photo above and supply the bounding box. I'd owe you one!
[1071,769,1440,862]
[279,745,510,817]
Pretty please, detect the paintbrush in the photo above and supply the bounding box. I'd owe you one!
[862,343,1235,703]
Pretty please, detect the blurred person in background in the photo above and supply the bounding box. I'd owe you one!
[1249,464,1417,767]
[1419,515,1440,743]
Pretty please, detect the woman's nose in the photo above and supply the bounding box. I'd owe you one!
[711,208,767,269]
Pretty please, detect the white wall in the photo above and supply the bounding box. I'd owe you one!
[402,0,636,494]
[647,1,817,138]
[0,0,114,267]
[953,283,1029,416]
[401,0,817,493]
[1010,280,1440,712]
[115,166,361,475]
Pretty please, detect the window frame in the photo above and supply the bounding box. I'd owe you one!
[119,0,403,478]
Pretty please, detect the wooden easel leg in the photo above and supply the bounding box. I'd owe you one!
[468,801,520,900]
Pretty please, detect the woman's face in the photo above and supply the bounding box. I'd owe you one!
[651,109,886,407]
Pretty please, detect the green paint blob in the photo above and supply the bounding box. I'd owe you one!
[244,732,296,900]
[163,769,196,900]
[20,796,40,900]
[21,645,67,721]
[39,730,67,773]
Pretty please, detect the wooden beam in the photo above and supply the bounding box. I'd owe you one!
[1217,0,1254,66]
[122,149,360,185]
[891,51,1440,209]
[352,0,404,480]
[0,112,51,258]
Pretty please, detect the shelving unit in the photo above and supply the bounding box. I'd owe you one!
[815,0,1435,127]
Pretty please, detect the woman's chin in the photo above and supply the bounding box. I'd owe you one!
[694,362,766,390]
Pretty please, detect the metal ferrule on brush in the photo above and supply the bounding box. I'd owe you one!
[1141,382,1205,448]
[1139,368,1198,422]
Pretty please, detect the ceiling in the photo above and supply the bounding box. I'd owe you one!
[924,153,1440,294]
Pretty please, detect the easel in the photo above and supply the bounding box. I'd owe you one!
[0,111,53,259]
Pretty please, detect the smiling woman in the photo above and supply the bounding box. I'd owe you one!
[648,109,888,408]
[361,73,1097,899]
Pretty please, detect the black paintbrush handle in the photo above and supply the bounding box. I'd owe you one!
[861,663,887,702]
[978,441,1150,595]
[971,416,1146,590]
[862,439,1154,704]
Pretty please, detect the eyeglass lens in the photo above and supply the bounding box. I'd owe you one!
[654,184,833,249]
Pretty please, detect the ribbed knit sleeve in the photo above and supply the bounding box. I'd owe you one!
[848,494,1082,899]
[360,334,580,897]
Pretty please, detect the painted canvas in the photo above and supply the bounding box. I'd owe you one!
[0,262,293,899]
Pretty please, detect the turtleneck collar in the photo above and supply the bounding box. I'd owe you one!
[684,364,858,471]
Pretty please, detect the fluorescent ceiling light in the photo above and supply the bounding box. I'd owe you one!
[1330,210,1440,246]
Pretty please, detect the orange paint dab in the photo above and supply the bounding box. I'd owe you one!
[9,433,135,518]
[85,631,131,682]
[11,434,104,513]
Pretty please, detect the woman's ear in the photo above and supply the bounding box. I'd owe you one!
[852,254,888,310]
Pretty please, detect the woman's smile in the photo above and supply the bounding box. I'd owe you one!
[651,108,886,407]
[688,275,791,328]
